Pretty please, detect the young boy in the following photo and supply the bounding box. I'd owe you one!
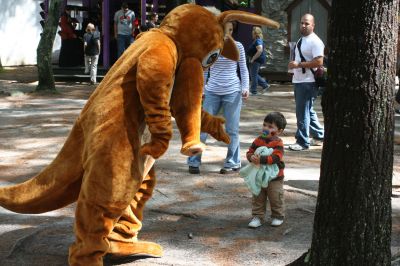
[244,112,286,228]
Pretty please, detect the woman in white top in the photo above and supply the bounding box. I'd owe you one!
[187,21,249,174]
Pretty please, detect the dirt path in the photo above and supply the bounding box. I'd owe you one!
[0,67,399,265]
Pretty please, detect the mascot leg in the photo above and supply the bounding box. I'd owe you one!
[68,133,139,265]
[107,168,163,258]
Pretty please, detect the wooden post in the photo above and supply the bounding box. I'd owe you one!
[102,0,110,68]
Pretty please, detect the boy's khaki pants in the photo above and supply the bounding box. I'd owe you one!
[252,178,284,220]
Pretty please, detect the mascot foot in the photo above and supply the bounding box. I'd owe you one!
[106,241,163,260]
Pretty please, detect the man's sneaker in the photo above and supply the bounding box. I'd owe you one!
[310,138,324,146]
[270,218,284,227]
[188,166,200,174]
[248,217,263,228]
[289,143,308,151]
[219,167,240,174]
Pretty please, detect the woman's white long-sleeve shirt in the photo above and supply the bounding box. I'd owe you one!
[204,41,249,95]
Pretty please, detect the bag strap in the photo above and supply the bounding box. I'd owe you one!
[296,37,317,75]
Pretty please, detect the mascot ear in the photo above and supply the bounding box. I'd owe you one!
[218,11,279,62]
[221,35,239,61]
[217,11,280,29]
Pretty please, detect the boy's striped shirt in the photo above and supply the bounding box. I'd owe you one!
[246,135,285,178]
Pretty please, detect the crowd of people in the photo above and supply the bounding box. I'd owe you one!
[58,2,160,85]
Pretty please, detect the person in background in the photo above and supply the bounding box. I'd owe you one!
[83,23,100,85]
[287,13,325,151]
[187,21,249,175]
[247,26,270,95]
[114,2,135,58]
[140,12,159,32]
[146,12,159,30]
[59,7,77,40]
[133,17,141,38]
[58,6,82,67]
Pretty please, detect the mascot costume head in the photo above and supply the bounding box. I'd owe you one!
[0,4,279,265]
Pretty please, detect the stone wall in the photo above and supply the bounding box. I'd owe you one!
[261,0,292,73]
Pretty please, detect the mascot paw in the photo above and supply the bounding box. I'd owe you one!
[201,114,230,144]
[219,132,230,144]
[106,240,163,261]
[180,143,205,156]
[214,117,230,144]
[140,142,168,159]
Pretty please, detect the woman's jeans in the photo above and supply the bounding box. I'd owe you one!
[294,82,324,148]
[187,91,242,169]
[117,34,134,58]
[250,61,269,94]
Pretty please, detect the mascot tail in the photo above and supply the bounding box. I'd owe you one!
[0,123,84,214]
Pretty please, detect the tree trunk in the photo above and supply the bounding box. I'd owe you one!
[302,1,398,265]
[36,0,62,92]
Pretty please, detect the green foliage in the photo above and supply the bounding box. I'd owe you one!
[239,0,249,7]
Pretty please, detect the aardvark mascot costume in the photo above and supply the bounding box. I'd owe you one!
[0,4,279,265]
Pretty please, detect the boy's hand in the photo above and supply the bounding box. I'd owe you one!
[251,154,260,165]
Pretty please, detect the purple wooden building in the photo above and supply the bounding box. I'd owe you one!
[45,0,260,76]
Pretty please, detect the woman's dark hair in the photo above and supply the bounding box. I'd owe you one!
[264,112,287,130]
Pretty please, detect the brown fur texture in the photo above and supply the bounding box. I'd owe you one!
[0,4,279,265]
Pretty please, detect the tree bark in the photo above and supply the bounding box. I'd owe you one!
[36,0,62,92]
[302,1,398,265]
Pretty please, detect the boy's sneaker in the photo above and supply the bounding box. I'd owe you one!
[188,166,200,174]
[248,217,263,228]
[270,218,284,227]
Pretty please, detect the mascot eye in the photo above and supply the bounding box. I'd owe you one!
[202,49,221,68]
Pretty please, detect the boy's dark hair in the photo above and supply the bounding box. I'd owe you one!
[121,2,129,9]
[264,112,286,130]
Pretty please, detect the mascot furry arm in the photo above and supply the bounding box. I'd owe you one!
[0,4,279,266]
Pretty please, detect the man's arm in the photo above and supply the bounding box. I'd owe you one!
[288,56,323,69]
